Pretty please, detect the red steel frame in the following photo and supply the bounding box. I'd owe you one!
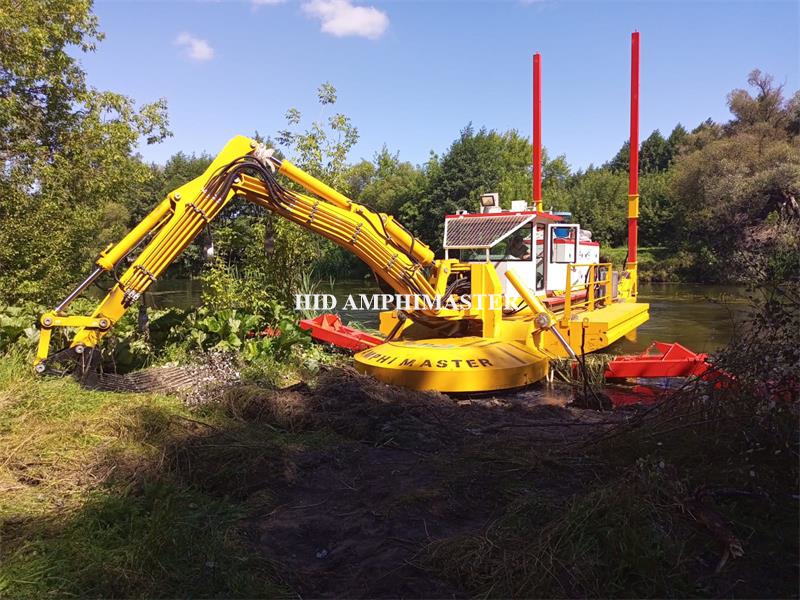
[299,313,382,352]
[605,342,710,379]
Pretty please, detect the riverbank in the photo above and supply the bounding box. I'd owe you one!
[603,246,694,283]
[1,353,796,598]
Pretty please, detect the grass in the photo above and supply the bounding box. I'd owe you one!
[1,347,796,598]
[428,470,693,598]
[0,352,334,599]
[425,380,799,598]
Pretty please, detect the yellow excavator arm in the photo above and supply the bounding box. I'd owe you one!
[35,134,649,393]
[34,135,447,372]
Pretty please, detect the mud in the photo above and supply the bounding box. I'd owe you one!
[229,368,628,598]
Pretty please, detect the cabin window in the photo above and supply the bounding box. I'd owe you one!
[492,224,533,261]
[457,224,534,262]
[459,248,489,262]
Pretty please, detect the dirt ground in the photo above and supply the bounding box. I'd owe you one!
[224,368,628,598]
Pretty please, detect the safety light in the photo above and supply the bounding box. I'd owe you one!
[480,193,499,208]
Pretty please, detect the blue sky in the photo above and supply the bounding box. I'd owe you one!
[81,0,799,170]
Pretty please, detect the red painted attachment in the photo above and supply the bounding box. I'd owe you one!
[627,31,640,265]
[604,341,711,379]
[606,385,659,407]
[542,289,588,307]
[533,53,542,212]
[299,313,383,352]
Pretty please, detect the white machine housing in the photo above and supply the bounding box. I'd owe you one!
[442,195,600,300]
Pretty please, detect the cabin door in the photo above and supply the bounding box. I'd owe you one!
[535,223,546,292]
[544,223,579,292]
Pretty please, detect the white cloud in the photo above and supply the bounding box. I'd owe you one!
[174,32,214,62]
[302,0,388,40]
[252,0,286,6]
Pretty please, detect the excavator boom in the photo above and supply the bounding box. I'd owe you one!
[36,134,648,394]
[35,136,443,372]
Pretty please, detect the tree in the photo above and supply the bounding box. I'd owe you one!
[344,160,376,199]
[787,91,800,136]
[727,70,791,134]
[0,0,101,172]
[132,152,213,222]
[666,124,688,161]
[638,171,674,246]
[639,130,670,174]
[608,127,683,175]
[201,83,362,301]
[568,168,628,246]
[403,126,541,249]
[277,82,359,191]
[539,149,572,212]
[607,141,630,173]
[670,71,800,280]
[403,124,497,246]
[0,0,170,303]
[357,147,426,215]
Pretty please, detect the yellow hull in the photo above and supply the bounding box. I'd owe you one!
[355,302,650,393]
[354,337,549,393]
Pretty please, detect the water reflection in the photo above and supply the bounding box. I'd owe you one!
[613,282,747,354]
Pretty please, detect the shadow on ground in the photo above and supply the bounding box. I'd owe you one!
[2,367,796,598]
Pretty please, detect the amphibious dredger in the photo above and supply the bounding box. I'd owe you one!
[35,34,648,393]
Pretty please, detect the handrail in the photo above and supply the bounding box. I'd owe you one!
[561,262,613,325]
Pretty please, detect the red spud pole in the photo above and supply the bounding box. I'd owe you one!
[627,32,640,268]
[533,53,542,212]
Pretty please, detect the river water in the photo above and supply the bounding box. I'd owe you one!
[145,278,748,354]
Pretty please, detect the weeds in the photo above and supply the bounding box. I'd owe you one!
[0,352,330,598]
[426,259,799,599]
[429,466,691,598]
[550,354,609,387]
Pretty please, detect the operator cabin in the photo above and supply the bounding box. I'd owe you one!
[442,192,601,302]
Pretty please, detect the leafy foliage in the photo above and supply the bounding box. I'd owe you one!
[398,126,570,249]
[718,218,800,403]
[670,70,800,278]
[175,306,309,363]
[0,299,309,372]
[278,82,358,190]
[568,168,628,245]
[0,0,170,304]
[0,305,39,353]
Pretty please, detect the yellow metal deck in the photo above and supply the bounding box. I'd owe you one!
[546,301,650,356]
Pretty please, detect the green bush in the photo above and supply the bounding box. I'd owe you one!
[0,301,310,372]
[174,305,309,362]
[0,305,40,353]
